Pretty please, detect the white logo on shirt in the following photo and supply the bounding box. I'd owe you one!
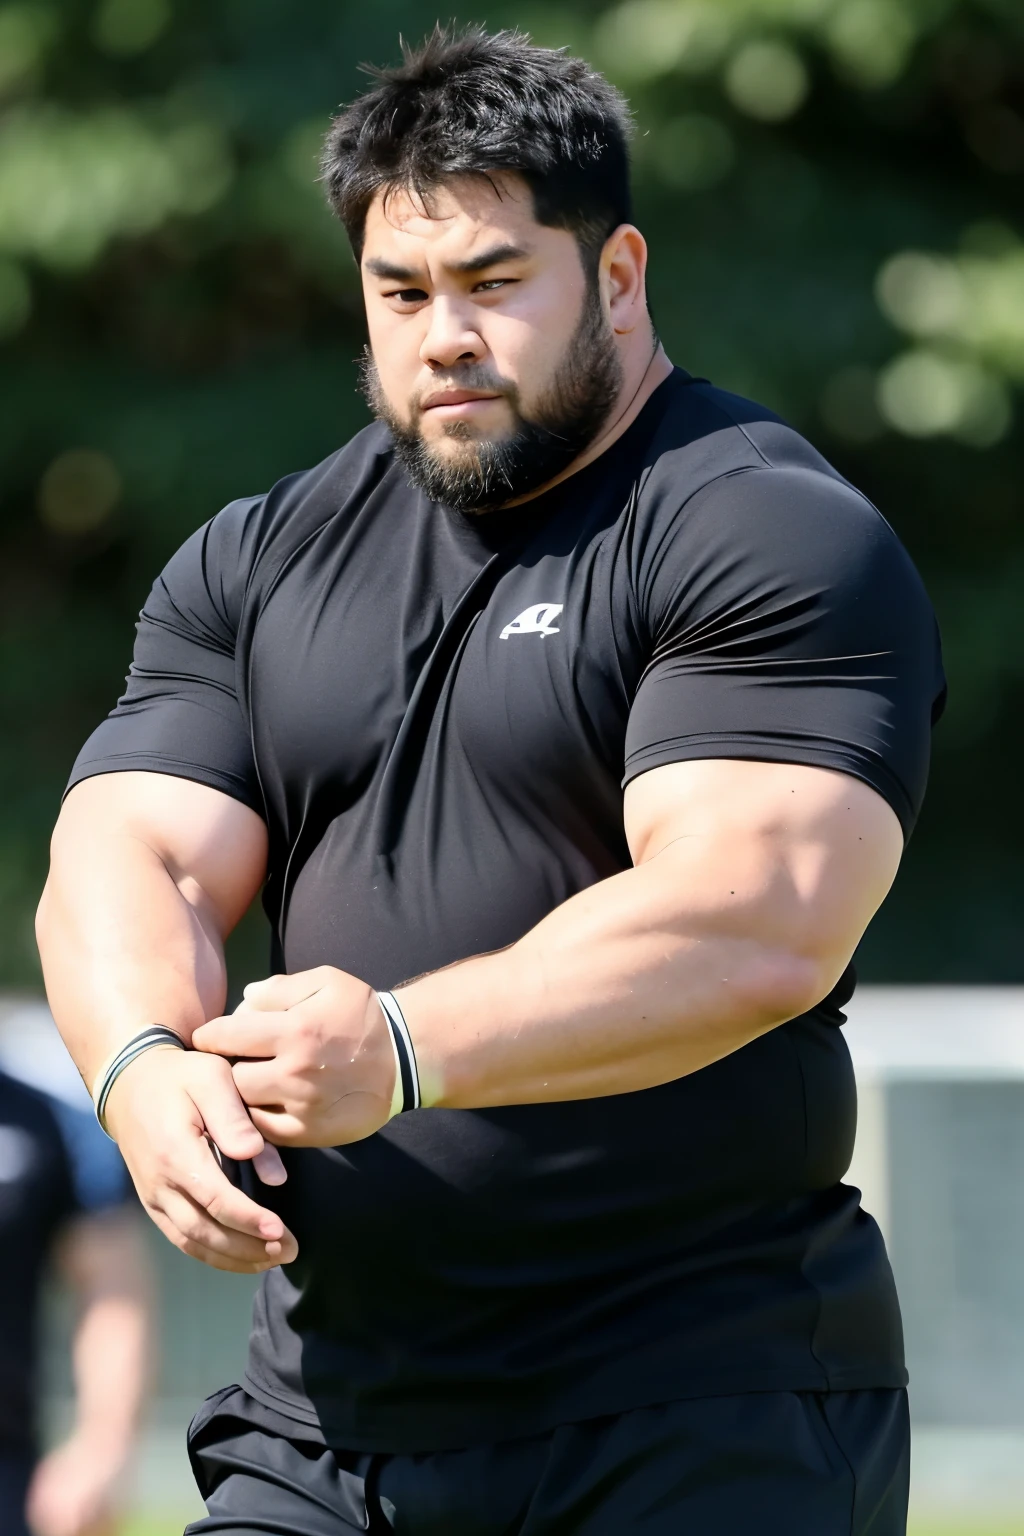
[500,603,563,640]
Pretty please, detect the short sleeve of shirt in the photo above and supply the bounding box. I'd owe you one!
[67,497,264,813]
[623,465,946,836]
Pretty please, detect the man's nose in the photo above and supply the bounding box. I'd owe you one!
[419,297,486,371]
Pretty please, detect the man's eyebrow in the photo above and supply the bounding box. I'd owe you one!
[364,257,422,282]
[449,242,532,274]
[364,243,532,283]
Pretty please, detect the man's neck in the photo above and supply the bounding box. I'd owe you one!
[501,341,675,509]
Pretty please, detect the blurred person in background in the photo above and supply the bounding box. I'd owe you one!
[36,27,945,1536]
[0,1013,153,1536]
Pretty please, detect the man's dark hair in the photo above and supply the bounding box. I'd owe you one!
[321,26,634,269]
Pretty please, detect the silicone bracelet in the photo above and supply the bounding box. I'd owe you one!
[376,991,421,1117]
[93,1026,187,1135]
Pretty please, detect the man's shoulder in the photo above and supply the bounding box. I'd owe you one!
[138,418,401,644]
[208,418,398,568]
[622,376,940,658]
[627,370,928,592]
[642,371,846,500]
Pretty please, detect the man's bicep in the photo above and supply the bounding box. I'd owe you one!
[623,758,903,976]
[56,772,268,934]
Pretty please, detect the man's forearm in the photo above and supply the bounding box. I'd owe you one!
[37,827,227,1087]
[37,777,293,1270]
[192,763,899,1144]
[37,772,267,1089]
[398,838,829,1110]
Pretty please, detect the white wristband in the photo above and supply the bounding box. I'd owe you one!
[376,991,421,1118]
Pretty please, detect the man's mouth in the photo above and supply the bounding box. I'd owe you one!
[421,389,503,418]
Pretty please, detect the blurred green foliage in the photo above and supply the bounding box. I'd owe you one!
[119,1500,1024,1534]
[1,0,1023,985]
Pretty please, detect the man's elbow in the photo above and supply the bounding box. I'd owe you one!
[35,878,54,954]
[731,942,839,1029]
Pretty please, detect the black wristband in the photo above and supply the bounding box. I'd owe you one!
[93,1025,187,1134]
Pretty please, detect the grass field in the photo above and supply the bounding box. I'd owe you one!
[909,1526,1024,1536]
[121,1518,1024,1535]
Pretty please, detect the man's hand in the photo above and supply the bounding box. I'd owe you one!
[192,967,395,1146]
[103,1048,297,1273]
[26,1428,123,1536]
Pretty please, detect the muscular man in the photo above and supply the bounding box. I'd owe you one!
[37,28,945,1536]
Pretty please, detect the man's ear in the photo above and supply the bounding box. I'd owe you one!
[600,224,649,335]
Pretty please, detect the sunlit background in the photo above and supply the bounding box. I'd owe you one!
[1,1,1022,1532]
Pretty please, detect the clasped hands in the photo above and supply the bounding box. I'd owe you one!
[103,966,398,1276]
[193,965,397,1149]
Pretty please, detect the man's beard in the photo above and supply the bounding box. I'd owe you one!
[359,287,623,514]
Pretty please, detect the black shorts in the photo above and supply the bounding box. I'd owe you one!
[185,1383,910,1535]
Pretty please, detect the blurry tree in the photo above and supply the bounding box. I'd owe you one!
[1,0,1022,984]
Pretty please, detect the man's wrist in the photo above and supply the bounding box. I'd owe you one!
[92,1027,188,1134]
[376,991,420,1115]
[100,1038,188,1139]
[394,946,526,1110]
[388,984,447,1110]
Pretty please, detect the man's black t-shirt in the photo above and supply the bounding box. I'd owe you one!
[69,369,945,1452]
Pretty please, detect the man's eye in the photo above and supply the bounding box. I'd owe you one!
[474,278,515,293]
[387,289,428,304]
